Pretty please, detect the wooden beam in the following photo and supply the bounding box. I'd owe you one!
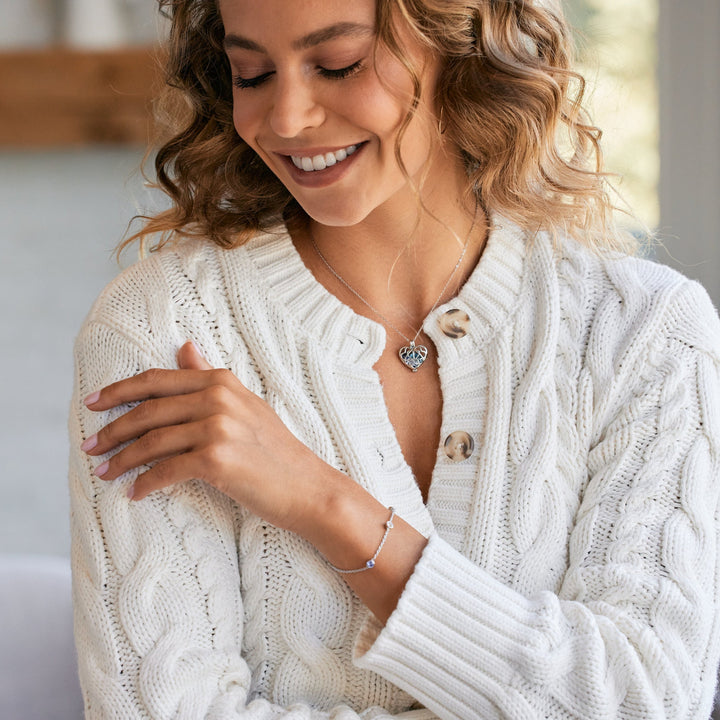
[0,48,162,148]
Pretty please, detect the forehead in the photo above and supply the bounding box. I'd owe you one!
[218,0,377,46]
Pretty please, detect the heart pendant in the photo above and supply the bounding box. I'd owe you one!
[398,342,428,372]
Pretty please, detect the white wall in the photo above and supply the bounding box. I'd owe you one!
[657,0,720,303]
[0,149,157,555]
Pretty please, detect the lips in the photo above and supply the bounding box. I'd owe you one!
[273,141,367,188]
[290,144,358,172]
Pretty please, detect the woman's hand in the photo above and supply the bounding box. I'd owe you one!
[80,341,333,532]
[81,340,428,621]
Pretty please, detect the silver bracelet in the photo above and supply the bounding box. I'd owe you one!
[328,507,396,574]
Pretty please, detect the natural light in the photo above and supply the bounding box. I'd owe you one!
[567,0,658,232]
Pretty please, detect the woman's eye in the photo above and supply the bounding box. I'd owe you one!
[232,59,364,90]
[232,71,274,89]
[318,59,364,80]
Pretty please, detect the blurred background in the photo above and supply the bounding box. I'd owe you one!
[0,0,718,558]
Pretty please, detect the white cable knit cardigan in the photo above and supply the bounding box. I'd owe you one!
[69,219,720,719]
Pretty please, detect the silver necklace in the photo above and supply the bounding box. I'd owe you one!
[309,227,471,372]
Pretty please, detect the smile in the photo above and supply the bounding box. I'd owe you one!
[290,144,359,172]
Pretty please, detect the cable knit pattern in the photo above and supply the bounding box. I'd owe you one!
[70,219,720,719]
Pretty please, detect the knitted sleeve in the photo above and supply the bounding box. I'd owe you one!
[353,280,720,719]
[69,321,436,720]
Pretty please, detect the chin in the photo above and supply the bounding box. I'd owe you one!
[296,199,373,229]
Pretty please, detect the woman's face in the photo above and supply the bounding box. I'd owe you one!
[218,0,446,227]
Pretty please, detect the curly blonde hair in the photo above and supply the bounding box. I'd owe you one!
[123,0,636,255]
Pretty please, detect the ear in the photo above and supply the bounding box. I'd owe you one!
[177,340,213,370]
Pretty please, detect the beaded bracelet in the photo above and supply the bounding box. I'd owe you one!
[328,507,396,574]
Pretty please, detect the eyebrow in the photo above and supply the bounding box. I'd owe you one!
[223,22,374,53]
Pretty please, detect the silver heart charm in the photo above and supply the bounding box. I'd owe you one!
[398,342,428,372]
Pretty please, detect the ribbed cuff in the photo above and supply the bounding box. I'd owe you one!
[352,534,554,718]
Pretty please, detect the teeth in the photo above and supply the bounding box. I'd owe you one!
[291,144,358,172]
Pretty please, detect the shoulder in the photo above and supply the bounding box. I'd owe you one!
[86,237,223,328]
[554,235,720,362]
[74,229,292,374]
[72,238,219,378]
[84,230,287,334]
[519,233,720,444]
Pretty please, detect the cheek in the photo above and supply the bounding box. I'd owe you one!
[231,97,262,147]
[350,77,412,156]
[360,84,434,174]
[382,71,438,168]
[362,52,433,153]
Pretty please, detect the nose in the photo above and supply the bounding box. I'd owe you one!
[268,74,325,138]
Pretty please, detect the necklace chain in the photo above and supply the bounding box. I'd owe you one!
[311,236,468,345]
[309,216,476,371]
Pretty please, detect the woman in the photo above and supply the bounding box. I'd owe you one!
[69,0,720,717]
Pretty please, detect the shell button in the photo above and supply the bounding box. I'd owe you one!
[439,309,470,338]
[443,431,475,462]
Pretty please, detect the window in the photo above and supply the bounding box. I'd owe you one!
[566,0,659,231]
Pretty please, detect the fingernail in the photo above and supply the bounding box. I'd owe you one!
[94,461,109,478]
[81,434,98,452]
[84,391,100,407]
[126,484,135,500]
[190,340,202,354]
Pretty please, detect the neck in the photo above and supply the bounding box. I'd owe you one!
[297,215,486,333]
[290,152,489,333]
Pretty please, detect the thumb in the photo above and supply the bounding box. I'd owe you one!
[177,340,213,370]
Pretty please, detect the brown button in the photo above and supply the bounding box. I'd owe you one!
[443,431,474,462]
[439,309,470,338]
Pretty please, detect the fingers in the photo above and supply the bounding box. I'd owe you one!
[131,454,204,501]
[94,417,235,502]
[83,340,218,410]
[80,341,276,505]
[92,421,201,483]
[84,367,242,415]
[80,342,247,502]
[83,380,244,465]
[177,340,214,371]
[82,391,205,457]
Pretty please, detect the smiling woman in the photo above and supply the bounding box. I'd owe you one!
[69,1,720,719]
[221,0,446,227]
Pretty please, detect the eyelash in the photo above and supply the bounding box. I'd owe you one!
[232,59,364,90]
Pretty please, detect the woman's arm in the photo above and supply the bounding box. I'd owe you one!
[351,280,720,719]
[82,338,429,625]
[71,322,435,720]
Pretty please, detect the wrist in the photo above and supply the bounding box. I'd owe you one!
[291,461,386,568]
[323,488,427,621]
[327,506,396,574]
[287,454,428,622]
